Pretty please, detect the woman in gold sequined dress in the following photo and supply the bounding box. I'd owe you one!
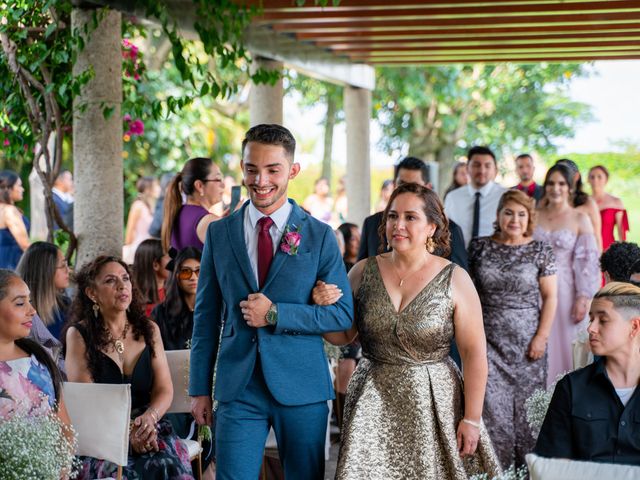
[321,183,500,479]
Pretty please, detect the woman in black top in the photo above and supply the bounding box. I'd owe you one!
[151,247,201,351]
[536,282,640,465]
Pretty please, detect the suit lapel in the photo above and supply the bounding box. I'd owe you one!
[227,203,259,292]
[261,200,307,292]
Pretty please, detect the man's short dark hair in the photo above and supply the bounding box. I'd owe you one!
[515,153,533,163]
[241,124,296,160]
[467,146,496,165]
[394,156,430,184]
[600,241,640,282]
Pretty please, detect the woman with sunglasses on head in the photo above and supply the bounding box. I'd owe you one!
[161,158,224,252]
[151,247,201,351]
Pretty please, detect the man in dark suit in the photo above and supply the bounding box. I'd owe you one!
[358,156,469,271]
[512,153,544,203]
[52,170,74,230]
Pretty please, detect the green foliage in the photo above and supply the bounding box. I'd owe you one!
[374,63,593,163]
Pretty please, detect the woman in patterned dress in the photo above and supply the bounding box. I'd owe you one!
[469,190,557,469]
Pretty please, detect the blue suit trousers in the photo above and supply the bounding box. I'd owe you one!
[215,358,328,480]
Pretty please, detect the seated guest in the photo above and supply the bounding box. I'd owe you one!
[151,247,201,351]
[337,222,360,273]
[132,239,170,317]
[0,269,68,423]
[535,282,640,465]
[65,256,193,479]
[17,242,71,340]
[600,241,640,284]
[0,170,30,269]
[443,161,468,201]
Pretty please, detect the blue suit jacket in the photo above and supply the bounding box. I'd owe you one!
[189,200,354,406]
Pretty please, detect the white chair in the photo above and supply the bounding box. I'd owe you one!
[526,453,640,480]
[64,382,131,480]
[165,349,203,479]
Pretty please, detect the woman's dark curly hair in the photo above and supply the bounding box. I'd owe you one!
[378,183,451,257]
[65,256,155,381]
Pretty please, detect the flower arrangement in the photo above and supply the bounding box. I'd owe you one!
[525,373,566,435]
[280,224,302,255]
[0,409,79,480]
[470,464,529,480]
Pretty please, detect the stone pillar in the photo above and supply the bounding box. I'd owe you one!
[249,57,283,126]
[72,8,122,267]
[344,86,371,227]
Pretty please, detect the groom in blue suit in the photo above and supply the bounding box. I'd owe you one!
[189,124,353,479]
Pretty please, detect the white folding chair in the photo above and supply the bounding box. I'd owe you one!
[64,382,131,480]
[166,349,203,479]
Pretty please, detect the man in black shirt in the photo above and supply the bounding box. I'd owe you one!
[535,282,640,465]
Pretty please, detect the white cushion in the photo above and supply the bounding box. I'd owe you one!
[181,439,202,460]
[165,349,191,414]
[64,382,131,467]
[526,453,640,480]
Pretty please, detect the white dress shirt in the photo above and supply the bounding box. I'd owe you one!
[444,181,506,247]
[244,200,292,285]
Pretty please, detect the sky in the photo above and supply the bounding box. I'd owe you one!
[285,60,640,169]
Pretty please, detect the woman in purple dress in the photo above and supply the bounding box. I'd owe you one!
[161,157,224,252]
[533,164,599,385]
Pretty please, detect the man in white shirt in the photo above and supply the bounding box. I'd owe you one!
[444,146,505,247]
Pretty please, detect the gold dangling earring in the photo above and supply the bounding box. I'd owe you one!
[425,236,436,253]
[93,302,100,319]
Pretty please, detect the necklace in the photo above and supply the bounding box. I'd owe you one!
[389,254,428,287]
[105,321,130,361]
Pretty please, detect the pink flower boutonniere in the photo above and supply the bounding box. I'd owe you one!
[280,224,302,255]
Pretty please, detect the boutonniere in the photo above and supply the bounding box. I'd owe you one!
[280,224,302,255]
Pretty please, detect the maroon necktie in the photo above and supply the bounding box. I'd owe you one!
[257,216,274,288]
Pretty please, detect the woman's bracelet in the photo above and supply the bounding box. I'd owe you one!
[147,406,161,424]
[461,418,481,429]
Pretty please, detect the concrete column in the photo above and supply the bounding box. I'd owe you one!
[249,57,283,126]
[344,86,371,227]
[72,8,122,267]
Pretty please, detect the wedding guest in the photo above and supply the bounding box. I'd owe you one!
[512,153,544,202]
[52,169,74,231]
[443,161,468,201]
[0,170,30,270]
[334,176,348,224]
[534,163,600,385]
[600,241,640,284]
[16,242,71,340]
[303,177,333,224]
[325,183,500,478]
[161,158,224,252]
[536,282,640,464]
[0,269,69,424]
[338,223,360,273]
[469,190,557,469]
[123,176,160,264]
[374,179,394,212]
[555,159,603,251]
[588,165,629,252]
[359,156,468,271]
[132,239,170,317]
[151,247,201,351]
[148,172,176,238]
[445,146,506,247]
[65,256,193,479]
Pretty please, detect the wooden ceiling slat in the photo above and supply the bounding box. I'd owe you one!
[256,0,640,22]
[349,49,640,61]
[272,12,640,31]
[365,54,640,64]
[294,23,640,40]
[328,39,640,53]
[241,0,636,13]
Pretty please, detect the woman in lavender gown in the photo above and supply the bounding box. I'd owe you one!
[533,164,599,385]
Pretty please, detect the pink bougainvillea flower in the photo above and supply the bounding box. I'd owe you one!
[3,139,9,146]
[133,73,140,81]
[123,114,132,122]
[128,119,144,136]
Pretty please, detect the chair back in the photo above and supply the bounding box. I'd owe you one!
[63,382,131,467]
[166,349,192,414]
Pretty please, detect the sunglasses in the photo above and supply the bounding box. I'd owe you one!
[177,267,200,280]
